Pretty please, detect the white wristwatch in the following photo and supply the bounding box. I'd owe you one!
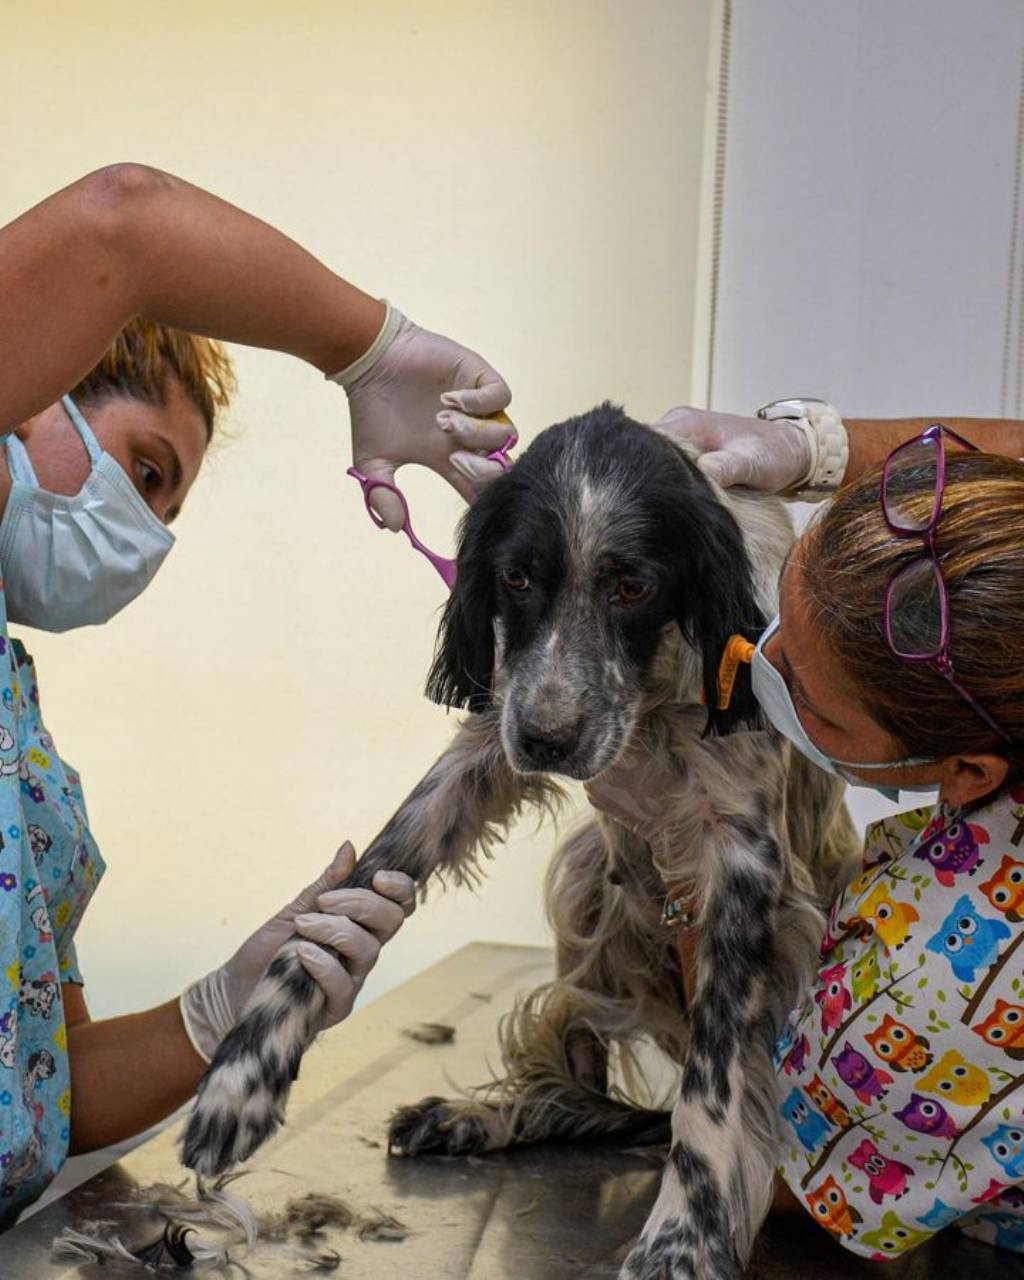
[755,398,849,500]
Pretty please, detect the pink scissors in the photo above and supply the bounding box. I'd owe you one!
[347,429,517,589]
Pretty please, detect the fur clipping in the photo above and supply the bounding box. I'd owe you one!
[51,1178,406,1273]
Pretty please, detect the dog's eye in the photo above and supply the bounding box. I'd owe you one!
[614,578,653,605]
[500,568,530,592]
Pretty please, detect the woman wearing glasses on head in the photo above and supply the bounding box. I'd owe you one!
[590,403,1024,1259]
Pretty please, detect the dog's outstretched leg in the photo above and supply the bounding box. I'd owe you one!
[389,822,680,1157]
[620,737,794,1280]
[181,713,556,1176]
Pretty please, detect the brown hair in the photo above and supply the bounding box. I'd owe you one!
[803,451,1024,775]
[70,318,236,439]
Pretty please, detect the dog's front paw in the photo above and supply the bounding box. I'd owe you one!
[621,1221,741,1280]
[181,1062,284,1176]
[387,1096,503,1157]
[621,1219,696,1280]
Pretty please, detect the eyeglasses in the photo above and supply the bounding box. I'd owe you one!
[881,423,1014,746]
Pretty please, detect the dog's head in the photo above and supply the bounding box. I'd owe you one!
[427,404,767,779]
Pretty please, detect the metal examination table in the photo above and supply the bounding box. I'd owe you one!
[3,942,1022,1278]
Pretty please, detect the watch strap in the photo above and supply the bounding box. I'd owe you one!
[756,398,849,498]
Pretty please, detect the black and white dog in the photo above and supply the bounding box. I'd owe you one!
[183,405,857,1279]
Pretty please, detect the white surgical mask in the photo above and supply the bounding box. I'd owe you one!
[0,395,175,631]
[751,617,938,802]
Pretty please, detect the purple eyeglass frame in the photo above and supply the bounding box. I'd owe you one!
[347,432,517,590]
[881,422,1014,745]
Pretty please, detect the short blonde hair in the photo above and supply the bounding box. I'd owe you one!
[70,318,236,439]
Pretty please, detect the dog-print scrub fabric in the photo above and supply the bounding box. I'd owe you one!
[0,632,105,1224]
[777,795,1024,1259]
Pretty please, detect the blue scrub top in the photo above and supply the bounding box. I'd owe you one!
[0,587,105,1224]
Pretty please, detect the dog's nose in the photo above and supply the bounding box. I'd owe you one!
[520,722,579,768]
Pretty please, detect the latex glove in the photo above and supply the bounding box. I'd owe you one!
[180,843,415,1062]
[331,303,514,529]
[653,405,812,492]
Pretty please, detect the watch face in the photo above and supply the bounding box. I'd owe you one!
[757,398,830,421]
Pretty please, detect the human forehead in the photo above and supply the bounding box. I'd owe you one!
[775,543,829,667]
[777,535,818,629]
[99,384,207,486]
[776,536,872,701]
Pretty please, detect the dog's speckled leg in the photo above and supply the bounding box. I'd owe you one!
[622,743,791,1280]
[182,713,558,1176]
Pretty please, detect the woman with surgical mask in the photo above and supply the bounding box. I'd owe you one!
[589,432,1024,1258]
[0,164,511,1221]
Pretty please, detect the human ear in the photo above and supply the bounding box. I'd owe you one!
[938,754,1010,808]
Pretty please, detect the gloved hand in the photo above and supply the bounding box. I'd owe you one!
[332,304,514,529]
[652,405,812,492]
[180,843,415,1062]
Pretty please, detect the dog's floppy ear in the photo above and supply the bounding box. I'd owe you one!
[670,483,766,735]
[690,556,764,735]
[425,489,503,711]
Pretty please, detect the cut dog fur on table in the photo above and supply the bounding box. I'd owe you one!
[183,404,859,1280]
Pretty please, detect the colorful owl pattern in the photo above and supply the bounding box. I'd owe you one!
[0,634,105,1225]
[777,796,1024,1260]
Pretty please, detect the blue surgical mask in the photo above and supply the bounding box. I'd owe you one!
[0,396,175,631]
[751,617,938,802]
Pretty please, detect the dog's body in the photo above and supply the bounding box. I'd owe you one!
[183,407,859,1278]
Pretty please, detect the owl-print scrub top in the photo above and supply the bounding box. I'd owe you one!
[776,792,1024,1259]
[0,625,105,1225]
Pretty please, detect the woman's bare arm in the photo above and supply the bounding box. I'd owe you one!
[845,416,1024,483]
[66,997,206,1154]
[0,164,385,433]
[655,406,1024,492]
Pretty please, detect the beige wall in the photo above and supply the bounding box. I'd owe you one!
[2,0,712,1019]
